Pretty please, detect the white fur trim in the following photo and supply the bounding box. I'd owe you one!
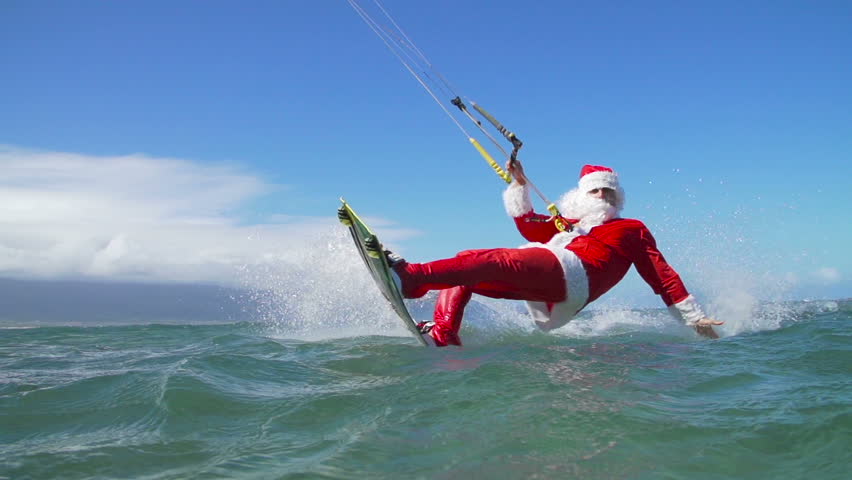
[503,182,533,217]
[578,170,619,193]
[520,243,589,331]
[668,294,706,325]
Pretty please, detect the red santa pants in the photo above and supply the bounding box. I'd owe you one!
[397,247,566,346]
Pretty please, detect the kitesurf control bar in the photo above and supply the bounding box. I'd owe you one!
[450,97,511,183]
[470,101,523,158]
[460,98,565,228]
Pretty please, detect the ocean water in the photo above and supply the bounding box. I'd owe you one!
[1,296,849,479]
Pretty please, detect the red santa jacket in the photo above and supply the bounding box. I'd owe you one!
[508,210,705,330]
[513,212,690,306]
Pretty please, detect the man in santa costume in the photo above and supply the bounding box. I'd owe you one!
[390,161,723,346]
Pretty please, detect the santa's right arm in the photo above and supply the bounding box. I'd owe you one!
[629,223,707,325]
[629,224,723,337]
[503,182,562,243]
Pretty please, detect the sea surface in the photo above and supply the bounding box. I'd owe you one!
[1,294,849,479]
[0,292,852,480]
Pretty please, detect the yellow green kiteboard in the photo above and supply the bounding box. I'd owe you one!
[338,199,428,346]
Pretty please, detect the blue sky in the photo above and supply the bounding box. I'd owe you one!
[1,0,850,302]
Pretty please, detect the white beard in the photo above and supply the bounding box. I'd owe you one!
[557,188,619,231]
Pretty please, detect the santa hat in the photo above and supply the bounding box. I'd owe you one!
[578,165,620,192]
[577,164,626,211]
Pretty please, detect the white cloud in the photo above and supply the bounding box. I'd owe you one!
[1,147,268,223]
[0,146,420,286]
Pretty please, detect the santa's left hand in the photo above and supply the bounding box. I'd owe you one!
[693,317,724,339]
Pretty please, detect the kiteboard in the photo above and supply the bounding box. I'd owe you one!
[338,198,429,346]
